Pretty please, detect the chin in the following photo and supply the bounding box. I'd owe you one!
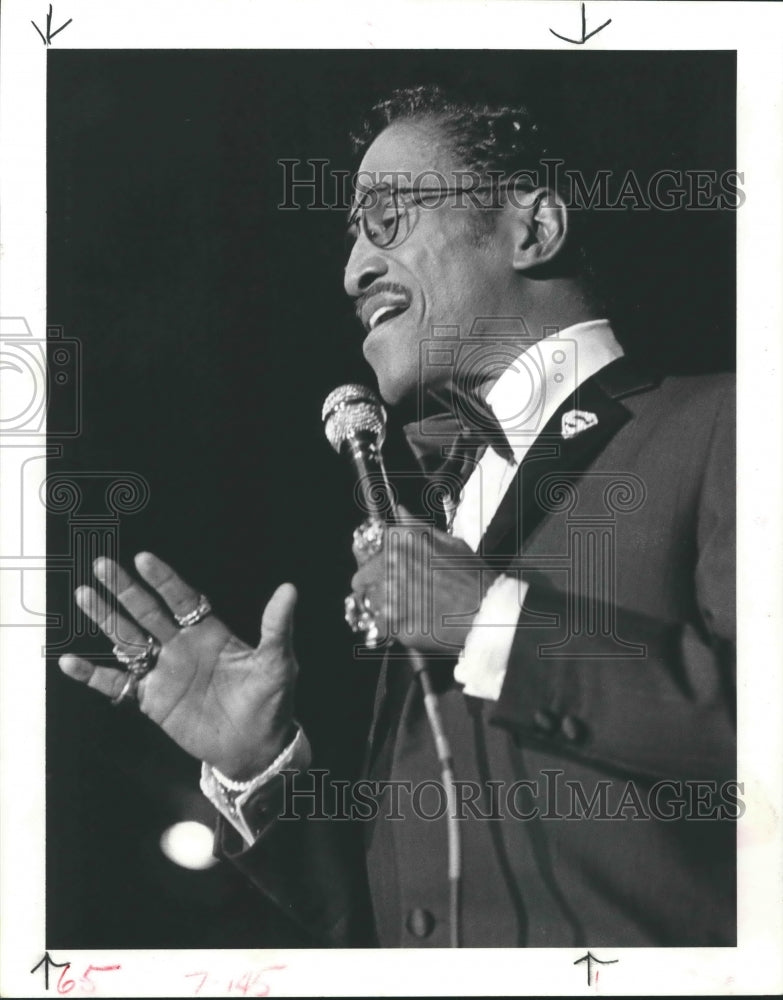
[371,369,417,409]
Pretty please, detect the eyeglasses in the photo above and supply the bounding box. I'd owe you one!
[346,182,514,250]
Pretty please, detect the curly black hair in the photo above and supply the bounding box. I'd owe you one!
[352,84,555,184]
[351,84,599,288]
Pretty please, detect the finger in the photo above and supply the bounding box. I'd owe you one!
[259,582,298,649]
[351,565,379,597]
[59,653,133,702]
[94,557,178,643]
[133,551,207,625]
[75,585,153,649]
[351,519,385,567]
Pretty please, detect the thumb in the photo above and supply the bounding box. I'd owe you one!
[258,582,298,651]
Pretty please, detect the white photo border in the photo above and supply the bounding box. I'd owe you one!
[1,0,781,995]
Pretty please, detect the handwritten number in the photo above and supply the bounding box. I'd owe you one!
[253,965,285,997]
[252,973,271,999]
[184,966,285,997]
[30,956,120,994]
[56,965,76,995]
[79,965,121,994]
[185,972,209,995]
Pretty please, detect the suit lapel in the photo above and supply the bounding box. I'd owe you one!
[480,358,660,561]
[364,357,661,772]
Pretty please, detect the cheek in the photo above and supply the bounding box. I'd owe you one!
[408,238,476,319]
[407,225,498,321]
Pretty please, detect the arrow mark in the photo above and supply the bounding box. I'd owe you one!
[550,2,612,45]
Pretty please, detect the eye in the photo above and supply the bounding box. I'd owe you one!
[379,205,398,231]
[366,190,403,245]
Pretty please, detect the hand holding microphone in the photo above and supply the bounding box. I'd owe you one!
[322,383,395,649]
[322,383,491,657]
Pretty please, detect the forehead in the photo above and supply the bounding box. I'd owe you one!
[355,119,462,192]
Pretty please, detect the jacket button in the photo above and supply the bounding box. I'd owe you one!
[561,714,585,743]
[533,708,559,734]
[406,908,436,938]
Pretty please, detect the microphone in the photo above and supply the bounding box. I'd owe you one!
[322,382,462,945]
[321,383,395,523]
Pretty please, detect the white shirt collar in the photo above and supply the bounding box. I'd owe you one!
[484,318,624,463]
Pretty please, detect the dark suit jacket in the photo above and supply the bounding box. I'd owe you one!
[217,360,736,949]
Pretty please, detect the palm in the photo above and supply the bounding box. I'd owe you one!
[141,623,293,772]
[60,553,298,779]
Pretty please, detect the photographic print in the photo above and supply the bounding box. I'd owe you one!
[1,2,781,996]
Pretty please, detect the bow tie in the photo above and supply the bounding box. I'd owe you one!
[403,406,515,493]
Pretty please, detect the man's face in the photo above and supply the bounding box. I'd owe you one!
[344,120,520,407]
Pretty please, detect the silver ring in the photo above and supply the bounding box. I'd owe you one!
[111,672,140,707]
[352,518,385,561]
[174,594,213,628]
[344,593,381,648]
[112,635,161,678]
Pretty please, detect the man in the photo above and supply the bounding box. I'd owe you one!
[60,86,735,948]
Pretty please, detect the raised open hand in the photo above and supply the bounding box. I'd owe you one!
[59,552,299,779]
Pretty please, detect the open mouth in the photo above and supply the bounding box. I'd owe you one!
[367,303,409,332]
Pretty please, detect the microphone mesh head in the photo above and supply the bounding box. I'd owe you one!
[322,383,386,452]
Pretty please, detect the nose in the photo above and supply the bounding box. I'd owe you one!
[343,235,389,299]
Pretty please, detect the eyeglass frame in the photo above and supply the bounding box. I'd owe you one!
[346,180,536,250]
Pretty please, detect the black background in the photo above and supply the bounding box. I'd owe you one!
[47,50,735,947]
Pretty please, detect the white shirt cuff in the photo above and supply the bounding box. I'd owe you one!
[200,726,312,847]
[453,575,528,701]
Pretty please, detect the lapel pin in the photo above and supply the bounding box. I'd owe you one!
[561,409,599,439]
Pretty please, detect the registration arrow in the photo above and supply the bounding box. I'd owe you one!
[574,950,619,987]
[550,2,612,44]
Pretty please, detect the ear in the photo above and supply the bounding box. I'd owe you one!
[508,188,568,272]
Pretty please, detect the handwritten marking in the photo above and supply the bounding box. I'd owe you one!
[31,953,70,991]
[185,965,286,997]
[550,2,611,45]
[30,954,121,995]
[31,4,73,46]
[574,950,619,987]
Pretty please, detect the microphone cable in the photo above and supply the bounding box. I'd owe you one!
[323,383,462,947]
[408,647,461,948]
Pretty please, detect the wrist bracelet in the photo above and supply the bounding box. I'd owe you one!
[210,728,301,793]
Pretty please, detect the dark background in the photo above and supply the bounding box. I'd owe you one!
[47,50,735,948]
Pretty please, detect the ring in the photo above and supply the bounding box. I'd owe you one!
[352,518,385,561]
[111,672,140,707]
[112,634,161,678]
[344,593,381,648]
[174,594,213,628]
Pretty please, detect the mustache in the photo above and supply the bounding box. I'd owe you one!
[354,282,411,321]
